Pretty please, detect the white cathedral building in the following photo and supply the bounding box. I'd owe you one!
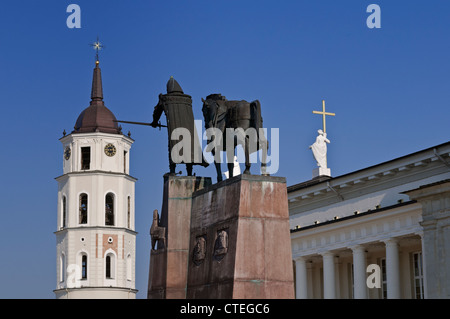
[289,141,450,299]
[53,59,138,298]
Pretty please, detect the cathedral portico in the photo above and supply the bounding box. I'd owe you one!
[293,233,424,299]
[290,142,450,299]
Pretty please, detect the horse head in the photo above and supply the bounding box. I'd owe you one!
[202,97,218,129]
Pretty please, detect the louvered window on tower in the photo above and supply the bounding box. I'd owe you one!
[81,147,91,170]
[124,151,127,173]
[105,253,115,279]
[79,194,88,224]
[105,193,114,226]
[62,196,67,228]
[127,196,131,229]
[81,255,87,280]
[106,255,111,279]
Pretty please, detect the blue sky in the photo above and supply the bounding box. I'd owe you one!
[0,1,449,298]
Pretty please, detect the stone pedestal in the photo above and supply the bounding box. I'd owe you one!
[147,175,212,299]
[312,167,331,179]
[186,174,295,299]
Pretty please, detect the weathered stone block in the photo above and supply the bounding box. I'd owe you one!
[187,174,294,299]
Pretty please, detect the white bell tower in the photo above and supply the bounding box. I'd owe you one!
[54,58,138,299]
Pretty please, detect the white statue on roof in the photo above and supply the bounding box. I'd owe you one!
[310,129,331,178]
[310,129,330,168]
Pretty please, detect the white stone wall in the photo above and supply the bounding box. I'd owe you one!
[56,173,135,229]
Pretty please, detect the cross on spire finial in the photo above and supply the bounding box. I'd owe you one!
[90,36,104,63]
[312,100,335,133]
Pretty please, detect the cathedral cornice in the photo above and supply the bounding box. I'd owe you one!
[288,141,450,211]
[290,200,417,234]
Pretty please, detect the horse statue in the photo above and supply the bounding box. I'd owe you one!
[202,93,268,182]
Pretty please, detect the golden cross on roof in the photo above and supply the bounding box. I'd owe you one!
[313,100,335,133]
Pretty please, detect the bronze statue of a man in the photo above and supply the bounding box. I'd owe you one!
[151,77,208,175]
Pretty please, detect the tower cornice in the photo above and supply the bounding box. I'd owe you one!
[55,170,138,182]
[54,225,138,236]
[59,132,134,144]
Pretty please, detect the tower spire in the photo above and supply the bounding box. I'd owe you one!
[90,60,103,102]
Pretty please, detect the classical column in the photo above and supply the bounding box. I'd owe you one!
[295,257,308,299]
[351,245,367,299]
[306,261,314,298]
[417,232,428,299]
[384,239,401,299]
[322,252,336,299]
[334,256,341,299]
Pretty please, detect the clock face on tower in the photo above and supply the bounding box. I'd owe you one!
[104,143,116,157]
[64,147,71,160]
